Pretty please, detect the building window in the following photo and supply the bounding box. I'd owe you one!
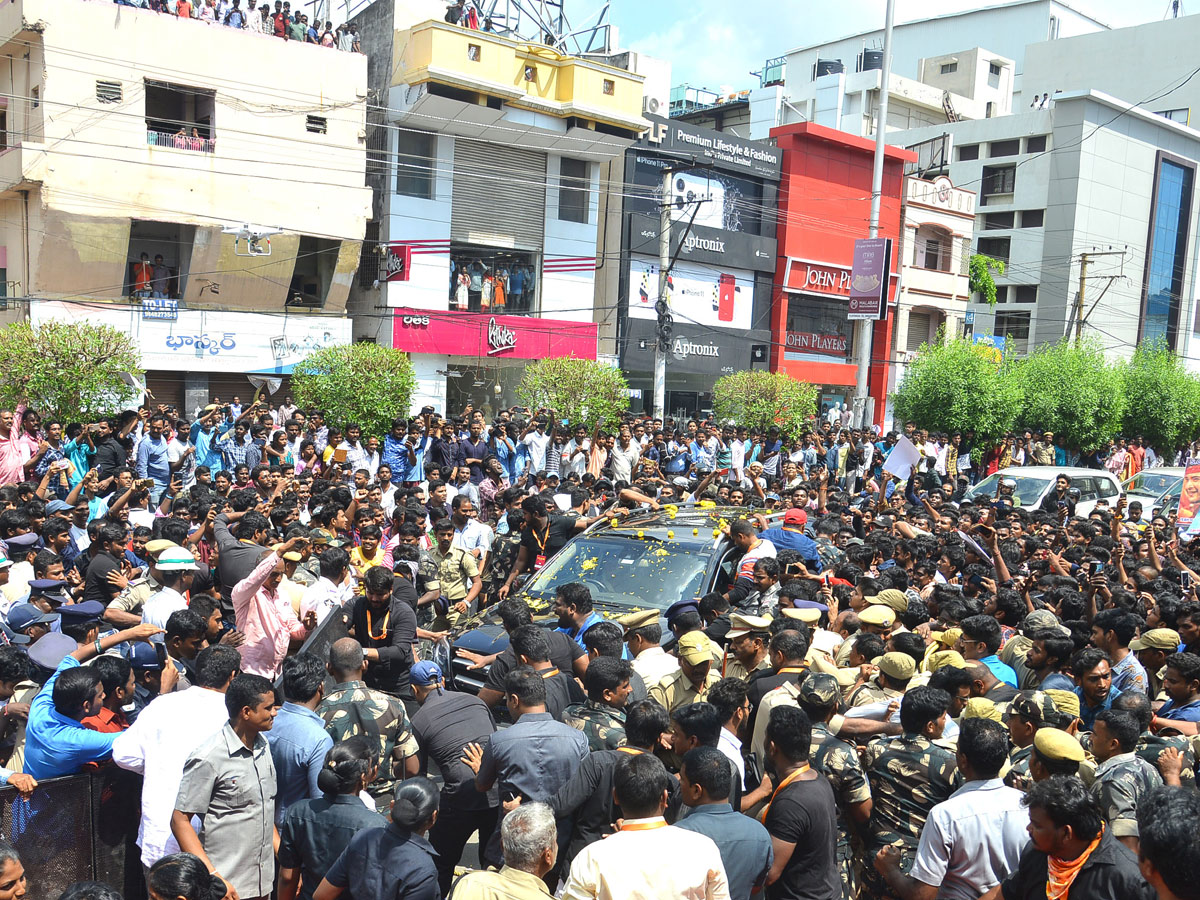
[939,62,958,75]
[915,225,951,271]
[957,144,979,161]
[981,164,1016,204]
[288,237,342,308]
[0,111,7,151]
[989,62,1003,77]
[396,130,436,199]
[1013,285,1037,303]
[982,212,1015,230]
[306,115,327,134]
[989,139,1020,158]
[558,158,589,224]
[1143,155,1195,349]
[603,79,615,95]
[977,236,1010,261]
[1020,209,1044,228]
[995,310,1031,355]
[145,80,216,153]
[524,65,537,82]
[30,87,37,109]
[448,243,539,316]
[467,43,481,61]
[360,221,379,288]
[1026,135,1047,153]
[96,80,122,104]
[1157,108,1189,124]
[785,295,852,359]
[126,221,198,300]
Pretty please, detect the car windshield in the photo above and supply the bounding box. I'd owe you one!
[965,473,1053,507]
[1123,472,1182,497]
[521,535,712,612]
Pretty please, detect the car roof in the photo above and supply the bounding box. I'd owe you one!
[581,504,783,549]
[992,467,1116,478]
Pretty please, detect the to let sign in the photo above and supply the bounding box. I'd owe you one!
[847,238,892,321]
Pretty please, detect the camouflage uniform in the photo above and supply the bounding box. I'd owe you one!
[860,733,958,898]
[1005,744,1034,792]
[416,552,441,629]
[563,699,627,752]
[1090,752,1163,840]
[318,679,420,812]
[811,720,871,900]
[815,536,844,573]
[1135,732,1195,788]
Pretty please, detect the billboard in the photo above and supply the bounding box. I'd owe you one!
[628,258,753,331]
[847,238,892,320]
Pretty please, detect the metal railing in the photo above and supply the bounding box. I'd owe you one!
[146,130,216,153]
[1,767,145,899]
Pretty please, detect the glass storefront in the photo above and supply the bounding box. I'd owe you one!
[1144,157,1194,348]
[444,359,527,417]
[448,243,540,316]
[783,294,854,361]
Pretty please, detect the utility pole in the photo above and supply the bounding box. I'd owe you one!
[1074,253,1089,343]
[654,167,672,421]
[853,0,895,429]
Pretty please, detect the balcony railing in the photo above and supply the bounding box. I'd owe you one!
[147,129,215,153]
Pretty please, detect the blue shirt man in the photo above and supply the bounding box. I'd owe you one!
[980,654,1019,689]
[557,611,604,652]
[266,700,334,826]
[190,413,230,472]
[675,793,772,900]
[136,425,171,502]
[25,653,120,780]
[759,511,822,572]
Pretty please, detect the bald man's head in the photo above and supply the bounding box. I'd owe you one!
[329,637,366,678]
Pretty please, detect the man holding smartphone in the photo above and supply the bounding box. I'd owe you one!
[1037,473,1076,517]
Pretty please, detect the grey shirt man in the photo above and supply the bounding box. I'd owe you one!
[175,722,277,899]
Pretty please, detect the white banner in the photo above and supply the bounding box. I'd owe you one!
[882,435,922,481]
[628,258,753,330]
[31,301,352,374]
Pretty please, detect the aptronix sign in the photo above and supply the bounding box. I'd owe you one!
[622,319,772,377]
[627,214,777,273]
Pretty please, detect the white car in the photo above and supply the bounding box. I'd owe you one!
[1121,467,1185,514]
[964,466,1123,516]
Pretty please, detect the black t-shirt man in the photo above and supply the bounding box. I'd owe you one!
[520,513,579,568]
[484,630,585,693]
[350,579,418,698]
[410,689,498,811]
[764,775,841,900]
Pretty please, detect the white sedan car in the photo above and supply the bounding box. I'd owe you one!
[1121,468,1184,514]
[964,466,1122,516]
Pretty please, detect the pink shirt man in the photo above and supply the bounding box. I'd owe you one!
[232,549,308,678]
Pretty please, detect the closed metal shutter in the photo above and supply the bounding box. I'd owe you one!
[144,371,185,412]
[907,311,932,351]
[451,139,547,249]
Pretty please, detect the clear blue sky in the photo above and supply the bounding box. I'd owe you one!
[607,0,1158,92]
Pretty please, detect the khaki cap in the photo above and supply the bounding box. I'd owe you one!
[781,607,822,624]
[860,606,896,627]
[962,698,1002,722]
[145,539,178,556]
[617,609,660,631]
[927,649,968,672]
[1044,689,1081,719]
[727,612,773,640]
[1130,628,1181,652]
[1034,728,1084,762]
[677,631,714,665]
[870,589,908,614]
[877,651,916,680]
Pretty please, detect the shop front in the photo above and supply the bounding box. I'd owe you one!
[29,299,352,413]
[391,308,598,414]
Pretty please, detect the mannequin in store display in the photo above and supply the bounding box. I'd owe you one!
[493,267,506,311]
[455,270,470,310]
[507,265,525,312]
[481,270,494,311]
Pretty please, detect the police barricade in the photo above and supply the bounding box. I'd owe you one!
[1,766,145,900]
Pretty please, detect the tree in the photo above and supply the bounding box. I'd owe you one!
[1014,338,1126,452]
[1121,340,1200,452]
[893,337,1021,442]
[0,321,141,421]
[291,342,416,436]
[515,357,630,431]
[712,370,817,440]
[969,254,1007,307]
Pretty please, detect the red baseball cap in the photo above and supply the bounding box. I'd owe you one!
[784,508,807,527]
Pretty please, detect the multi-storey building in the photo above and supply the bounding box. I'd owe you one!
[0,0,371,411]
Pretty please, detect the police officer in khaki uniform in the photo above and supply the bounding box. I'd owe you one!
[723,612,772,682]
[650,632,719,713]
[425,518,480,630]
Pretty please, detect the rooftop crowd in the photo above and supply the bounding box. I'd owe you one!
[0,393,1195,900]
[103,0,365,50]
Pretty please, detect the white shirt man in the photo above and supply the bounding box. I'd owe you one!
[142,585,189,632]
[730,439,747,482]
[610,439,641,484]
[631,644,679,687]
[111,683,229,868]
[300,575,355,626]
[563,436,590,478]
[523,427,551,475]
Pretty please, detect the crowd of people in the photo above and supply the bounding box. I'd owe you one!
[0,393,1196,900]
[102,0,365,50]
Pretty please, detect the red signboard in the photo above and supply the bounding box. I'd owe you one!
[384,244,412,282]
[391,308,598,361]
[785,330,849,357]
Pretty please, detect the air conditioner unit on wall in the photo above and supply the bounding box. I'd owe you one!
[643,96,661,115]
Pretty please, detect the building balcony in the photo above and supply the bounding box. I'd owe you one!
[392,20,646,148]
[147,130,216,154]
[902,264,970,305]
